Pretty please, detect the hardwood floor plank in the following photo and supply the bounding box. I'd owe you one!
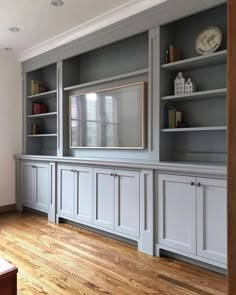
[0,212,227,295]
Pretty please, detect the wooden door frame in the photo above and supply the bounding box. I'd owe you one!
[228,1,236,294]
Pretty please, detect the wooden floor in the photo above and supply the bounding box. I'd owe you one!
[0,212,227,295]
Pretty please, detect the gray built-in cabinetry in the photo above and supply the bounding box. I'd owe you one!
[56,163,153,253]
[57,165,140,238]
[157,174,227,268]
[25,64,58,156]
[19,161,56,221]
[57,164,93,222]
[15,0,227,270]
[159,4,227,164]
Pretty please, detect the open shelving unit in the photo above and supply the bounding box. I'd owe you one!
[64,68,149,91]
[159,3,227,165]
[26,63,58,156]
[161,49,227,71]
[27,89,57,99]
[161,88,227,102]
[27,112,57,119]
[62,32,149,157]
[161,126,227,132]
[27,134,57,137]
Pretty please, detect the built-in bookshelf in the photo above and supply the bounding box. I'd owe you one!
[62,32,149,157]
[161,50,227,71]
[63,68,148,91]
[159,3,227,165]
[161,88,227,102]
[25,64,58,156]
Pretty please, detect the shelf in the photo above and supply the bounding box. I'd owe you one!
[27,112,57,119]
[64,68,149,91]
[27,134,57,137]
[161,50,227,71]
[27,90,57,99]
[161,88,227,102]
[161,126,227,132]
[160,160,226,167]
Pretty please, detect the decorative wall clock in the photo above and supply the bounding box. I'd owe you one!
[195,26,222,55]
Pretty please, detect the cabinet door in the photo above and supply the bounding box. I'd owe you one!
[21,162,35,208]
[115,170,140,237]
[197,178,227,264]
[57,165,75,218]
[93,168,114,230]
[158,174,196,254]
[74,166,92,224]
[35,163,49,213]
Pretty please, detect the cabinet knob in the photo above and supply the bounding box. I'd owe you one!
[190,182,195,186]
[197,182,201,187]
[32,165,36,168]
[114,173,118,177]
[110,173,114,176]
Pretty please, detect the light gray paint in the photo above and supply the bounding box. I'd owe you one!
[20,161,50,213]
[139,169,154,255]
[48,162,56,222]
[74,166,93,223]
[92,168,115,230]
[114,169,140,237]
[158,174,197,254]
[14,154,227,177]
[21,0,225,73]
[197,177,227,264]
[57,165,75,217]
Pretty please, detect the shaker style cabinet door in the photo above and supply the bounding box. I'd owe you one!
[57,165,75,218]
[34,163,49,213]
[21,162,35,208]
[92,168,115,230]
[197,177,227,264]
[114,169,140,237]
[158,174,197,254]
[74,166,93,224]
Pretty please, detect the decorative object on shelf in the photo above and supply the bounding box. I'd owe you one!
[176,110,182,127]
[177,121,190,128]
[185,78,196,94]
[31,80,45,95]
[32,102,47,115]
[174,72,185,95]
[32,123,39,135]
[168,45,181,63]
[165,49,169,64]
[164,106,183,128]
[195,26,222,55]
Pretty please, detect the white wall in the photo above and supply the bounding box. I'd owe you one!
[0,57,22,206]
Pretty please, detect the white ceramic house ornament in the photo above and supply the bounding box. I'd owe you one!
[174,72,185,95]
[185,78,196,94]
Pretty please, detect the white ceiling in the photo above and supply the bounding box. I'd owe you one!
[0,0,166,61]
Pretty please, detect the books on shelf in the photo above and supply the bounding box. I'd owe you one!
[164,106,182,128]
[31,80,45,96]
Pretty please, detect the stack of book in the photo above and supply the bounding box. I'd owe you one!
[31,80,45,95]
[164,106,182,128]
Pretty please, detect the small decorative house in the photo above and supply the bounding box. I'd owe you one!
[185,78,196,94]
[174,72,185,95]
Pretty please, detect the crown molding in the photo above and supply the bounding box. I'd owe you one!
[18,0,167,62]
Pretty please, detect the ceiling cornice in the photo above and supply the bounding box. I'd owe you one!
[18,0,167,62]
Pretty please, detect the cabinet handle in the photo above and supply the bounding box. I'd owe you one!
[190,182,195,186]
[197,182,201,187]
